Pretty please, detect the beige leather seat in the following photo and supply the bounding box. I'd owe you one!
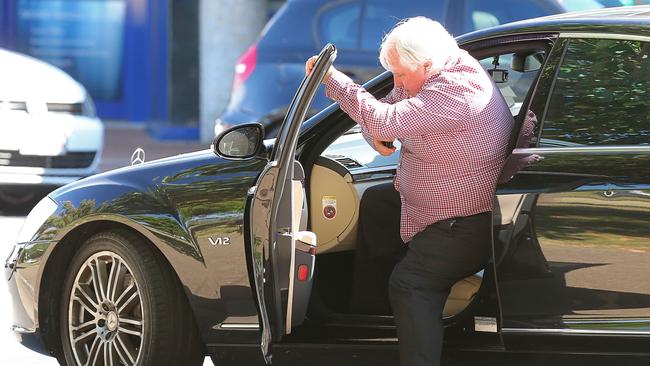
[494,194,525,228]
[443,274,482,317]
[441,196,523,317]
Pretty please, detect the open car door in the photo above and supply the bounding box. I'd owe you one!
[248,44,337,364]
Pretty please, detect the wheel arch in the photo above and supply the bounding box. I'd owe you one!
[37,218,203,357]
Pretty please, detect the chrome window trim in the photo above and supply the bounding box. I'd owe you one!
[286,194,297,334]
[353,176,395,184]
[218,323,260,330]
[503,327,650,336]
[559,32,650,43]
[347,165,396,175]
[513,146,650,155]
[564,319,650,325]
[10,325,35,333]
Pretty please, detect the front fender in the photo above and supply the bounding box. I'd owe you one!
[36,158,265,345]
[31,179,198,310]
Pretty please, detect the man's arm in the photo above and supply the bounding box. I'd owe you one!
[359,84,405,153]
[379,86,407,104]
[325,70,467,140]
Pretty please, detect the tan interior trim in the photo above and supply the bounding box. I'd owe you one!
[309,164,360,254]
[443,275,482,318]
[293,180,304,234]
[494,194,525,226]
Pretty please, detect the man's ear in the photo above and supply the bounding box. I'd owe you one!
[423,60,433,73]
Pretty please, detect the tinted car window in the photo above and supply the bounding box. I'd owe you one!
[317,0,362,49]
[360,0,448,50]
[542,39,650,146]
[465,0,561,32]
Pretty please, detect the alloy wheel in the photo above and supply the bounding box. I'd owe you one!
[68,251,144,365]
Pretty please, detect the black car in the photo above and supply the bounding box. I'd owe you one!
[216,0,571,137]
[6,7,650,366]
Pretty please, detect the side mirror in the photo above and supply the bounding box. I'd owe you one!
[213,123,264,160]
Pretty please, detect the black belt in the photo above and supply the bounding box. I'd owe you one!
[434,211,491,234]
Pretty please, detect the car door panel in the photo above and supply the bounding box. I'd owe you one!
[495,35,650,353]
[275,162,315,330]
[247,44,336,364]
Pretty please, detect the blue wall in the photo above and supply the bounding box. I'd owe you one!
[1,0,168,124]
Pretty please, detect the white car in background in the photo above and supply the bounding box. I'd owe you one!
[0,48,103,212]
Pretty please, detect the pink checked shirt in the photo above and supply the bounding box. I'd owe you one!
[325,50,514,243]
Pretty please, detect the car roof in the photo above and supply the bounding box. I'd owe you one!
[456,5,650,44]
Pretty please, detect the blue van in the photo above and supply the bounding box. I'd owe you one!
[215,0,570,137]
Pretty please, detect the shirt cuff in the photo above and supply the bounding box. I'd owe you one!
[324,69,353,102]
[362,129,376,150]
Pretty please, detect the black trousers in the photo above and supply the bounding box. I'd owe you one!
[350,183,406,314]
[351,183,492,366]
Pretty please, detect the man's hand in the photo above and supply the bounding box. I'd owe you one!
[305,56,334,83]
[374,138,396,156]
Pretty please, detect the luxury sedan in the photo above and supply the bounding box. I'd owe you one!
[0,48,103,212]
[6,6,650,366]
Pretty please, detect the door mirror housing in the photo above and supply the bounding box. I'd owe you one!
[213,123,265,160]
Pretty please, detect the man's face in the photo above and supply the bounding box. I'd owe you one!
[388,48,431,97]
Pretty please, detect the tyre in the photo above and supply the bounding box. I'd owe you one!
[0,187,39,215]
[59,230,204,366]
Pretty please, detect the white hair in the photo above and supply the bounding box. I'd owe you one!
[379,17,459,73]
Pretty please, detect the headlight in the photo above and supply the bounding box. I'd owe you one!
[16,197,58,243]
[82,93,97,118]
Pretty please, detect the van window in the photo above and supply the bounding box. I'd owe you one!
[317,0,362,49]
[464,0,561,32]
[360,0,448,51]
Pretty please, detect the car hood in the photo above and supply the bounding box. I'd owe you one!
[50,148,217,199]
[0,48,86,103]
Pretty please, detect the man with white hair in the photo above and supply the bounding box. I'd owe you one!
[306,17,513,366]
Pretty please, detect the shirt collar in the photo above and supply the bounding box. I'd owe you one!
[422,51,464,88]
